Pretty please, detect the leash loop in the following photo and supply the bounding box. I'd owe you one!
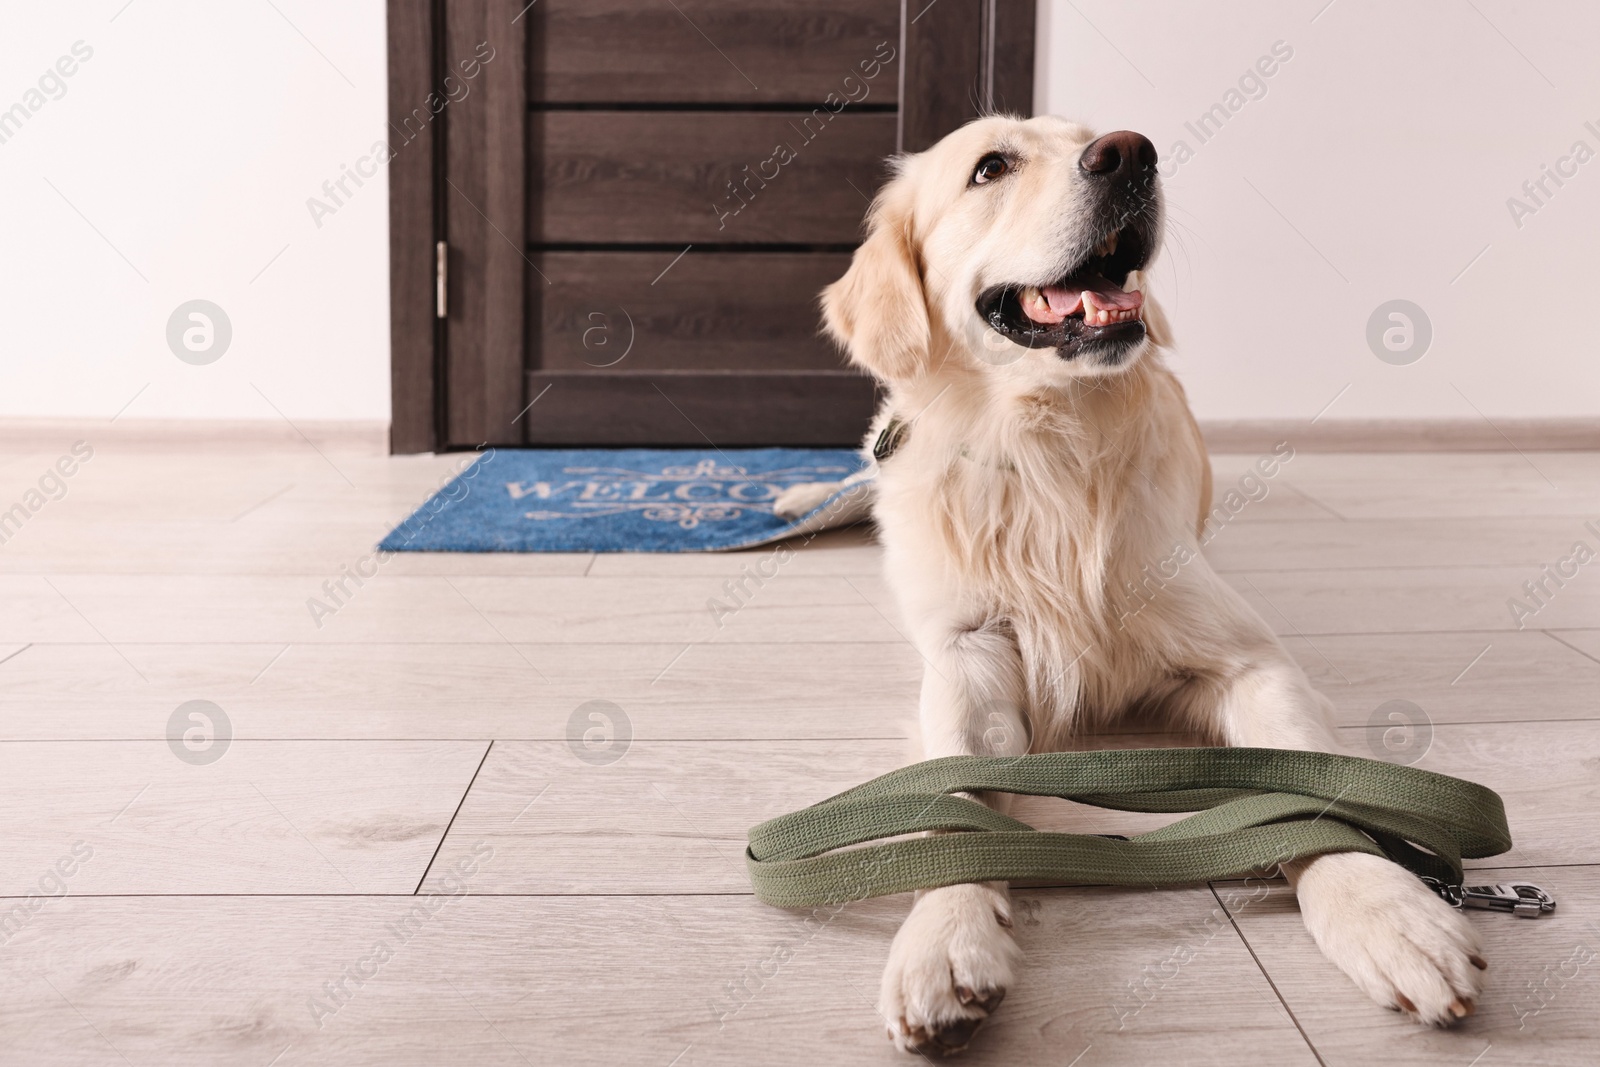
[747,748,1532,912]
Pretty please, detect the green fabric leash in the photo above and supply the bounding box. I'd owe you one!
[746,748,1512,909]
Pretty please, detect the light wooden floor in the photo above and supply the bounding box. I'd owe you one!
[2,432,1597,1065]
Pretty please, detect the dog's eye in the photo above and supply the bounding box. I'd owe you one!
[971,153,1011,185]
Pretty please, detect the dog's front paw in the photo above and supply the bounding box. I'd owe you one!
[879,883,1019,1055]
[771,481,840,519]
[1292,851,1487,1025]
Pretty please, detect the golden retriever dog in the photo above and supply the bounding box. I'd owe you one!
[780,116,1486,1054]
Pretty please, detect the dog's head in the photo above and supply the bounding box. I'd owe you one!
[823,115,1168,383]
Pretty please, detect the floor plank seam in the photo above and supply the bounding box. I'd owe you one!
[1207,882,1331,1067]
[1543,630,1600,667]
[0,736,919,744]
[4,719,1599,744]
[411,739,494,895]
[19,863,1594,900]
[1279,482,1348,522]
[13,627,1594,645]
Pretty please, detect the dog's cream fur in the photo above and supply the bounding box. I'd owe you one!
[799,116,1486,1054]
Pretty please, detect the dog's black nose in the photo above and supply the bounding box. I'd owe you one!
[1079,131,1158,181]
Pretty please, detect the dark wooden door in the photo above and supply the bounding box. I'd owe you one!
[388,0,1034,452]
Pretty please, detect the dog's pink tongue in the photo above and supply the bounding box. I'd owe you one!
[1041,276,1143,319]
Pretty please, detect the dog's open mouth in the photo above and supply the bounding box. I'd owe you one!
[975,224,1151,361]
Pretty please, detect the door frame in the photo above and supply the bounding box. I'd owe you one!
[386,0,1036,454]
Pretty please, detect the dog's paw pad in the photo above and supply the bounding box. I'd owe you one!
[955,984,1005,1013]
[771,481,838,519]
[879,884,1019,1056]
[897,1014,985,1054]
[1295,852,1486,1028]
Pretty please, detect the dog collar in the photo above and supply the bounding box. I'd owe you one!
[872,417,909,462]
[871,415,1016,471]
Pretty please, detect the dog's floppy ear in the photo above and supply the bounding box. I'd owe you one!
[821,177,928,380]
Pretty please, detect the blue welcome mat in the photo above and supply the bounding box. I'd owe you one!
[380,448,874,553]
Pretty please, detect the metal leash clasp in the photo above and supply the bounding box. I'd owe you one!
[1425,877,1556,917]
[1462,882,1556,917]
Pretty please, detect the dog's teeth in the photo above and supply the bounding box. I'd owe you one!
[1094,233,1119,257]
[1083,291,1103,324]
[1080,289,1144,328]
[1020,286,1046,317]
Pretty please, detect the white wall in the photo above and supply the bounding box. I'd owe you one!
[3,2,1595,425]
[1039,0,1600,420]
[0,1,390,422]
